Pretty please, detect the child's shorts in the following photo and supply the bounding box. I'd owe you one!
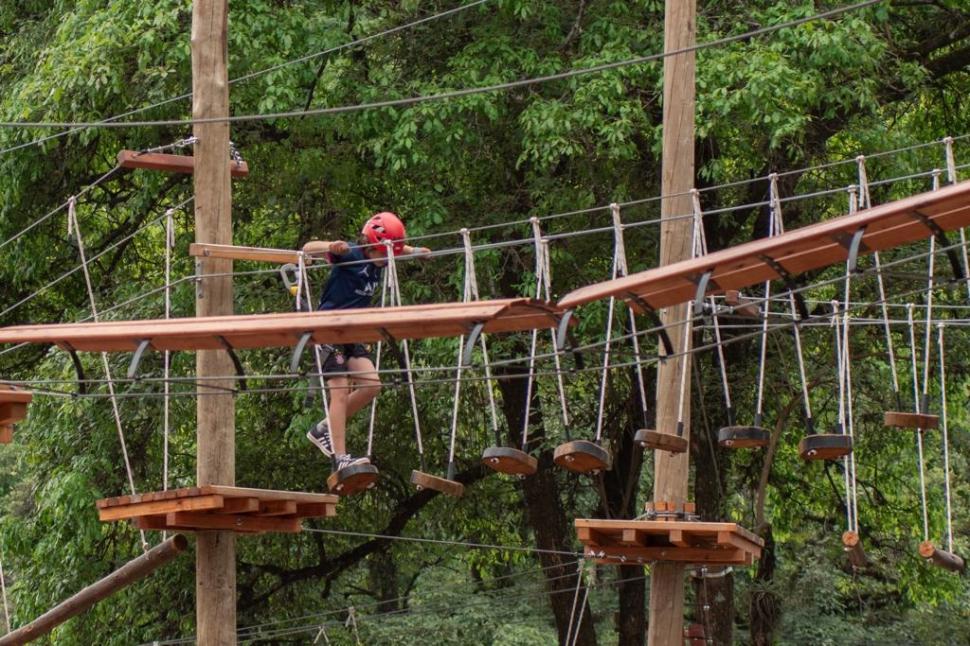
[319,344,373,377]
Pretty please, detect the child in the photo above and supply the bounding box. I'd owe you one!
[301,212,430,473]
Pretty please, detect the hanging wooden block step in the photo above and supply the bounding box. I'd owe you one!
[842,531,869,568]
[410,470,464,498]
[718,425,770,449]
[798,434,853,461]
[327,463,379,497]
[575,518,763,565]
[634,429,688,454]
[553,440,611,474]
[96,485,337,534]
[684,624,707,646]
[481,446,537,477]
[0,385,32,444]
[117,150,249,178]
[919,541,966,573]
[883,411,939,430]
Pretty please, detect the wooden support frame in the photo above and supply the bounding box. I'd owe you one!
[559,181,970,312]
[575,518,763,565]
[117,150,249,178]
[96,486,337,534]
[189,242,301,265]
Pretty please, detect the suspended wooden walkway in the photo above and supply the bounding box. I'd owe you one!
[559,181,970,312]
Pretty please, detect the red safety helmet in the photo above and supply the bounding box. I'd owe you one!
[361,211,406,255]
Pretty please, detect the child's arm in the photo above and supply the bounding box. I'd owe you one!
[402,244,432,260]
[302,240,350,260]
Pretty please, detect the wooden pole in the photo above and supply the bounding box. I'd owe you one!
[649,1,696,645]
[0,535,188,646]
[192,1,237,644]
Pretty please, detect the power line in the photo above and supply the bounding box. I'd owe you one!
[0,0,493,156]
[0,0,884,130]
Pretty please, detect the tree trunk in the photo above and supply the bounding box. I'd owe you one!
[749,525,779,646]
[496,362,597,646]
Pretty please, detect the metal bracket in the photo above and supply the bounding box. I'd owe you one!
[555,309,575,352]
[59,341,87,395]
[461,321,486,367]
[759,254,809,320]
[626,292,674,358]
[290,331,314,374]
[908,209,964,281]
[832,228,868,274]
[194,259,204,300]
[217,336,248,391]
[127,339,153,380]
[691,270,717,317]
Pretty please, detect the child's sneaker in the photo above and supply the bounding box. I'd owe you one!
[334,454,371,472]
[307,420,334,457]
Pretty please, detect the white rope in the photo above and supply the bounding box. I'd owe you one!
[609,205,650,427]
[942,136,970,301]
[563,559,585,646]
[535,221,570,430]
[366,272,389,458]
[753,176,779,426]
[771,179,813,427]
[68,197,147,551]
[385,244,424,463]
[345,607,362,646]
[296,261,333,455]
[594,212,623,442]
[694,190,733,420]
[674,198,703,434]
[907,304,930,542]
[520,220,549,450]
[446,233,478,469]
[937,323,955,552]
[843,312,859,533]
[163,209,174,493]
[858,156,901,402]
[920,171,940,415]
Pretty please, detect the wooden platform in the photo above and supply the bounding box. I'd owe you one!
[559,181,970,311]
[0,385,32,444]
[96,486,338,534]
[117,150,249,178]
[575,518,763,565]
[0,299,566,352]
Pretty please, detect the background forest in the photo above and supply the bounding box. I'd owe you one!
[0,0,969,644]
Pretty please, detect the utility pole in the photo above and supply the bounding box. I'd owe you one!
[649,1,696,645]
[192,1,236,644]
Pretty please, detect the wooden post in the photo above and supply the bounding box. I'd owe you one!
[649,1,696,645]
[192,1,237,644]
[0,535,188,646]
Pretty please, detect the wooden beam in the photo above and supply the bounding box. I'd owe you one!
[189,243,300,265]
[117,150,249,178]
[169,512,302,534]
[98,495,225,521]
[0,535,188,646]
[259,500,297,516]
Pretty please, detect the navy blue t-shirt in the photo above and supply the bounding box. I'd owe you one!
[317,245,383,311]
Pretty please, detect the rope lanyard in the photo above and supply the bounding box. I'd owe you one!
[753,178,778,428]
[858,156,901,408]
[345,607,362,646]
[920,171,940,415]
[385,243,425,469]
[366,272,388,458]
[843,312,859,533]
[907,304,930,542]
[770,177,814,431]
[68,198,147,551]
[937,323,955,552]
[163,209,174,492]
[609,204,650,427]
[943,136,970,301]
[694,190,734,425]
[674,194,704,437]
[296,259,333,454]
[460,229,502,445]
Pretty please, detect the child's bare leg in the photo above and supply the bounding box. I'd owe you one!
[345,357,382,417]
[326,376,350,455]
